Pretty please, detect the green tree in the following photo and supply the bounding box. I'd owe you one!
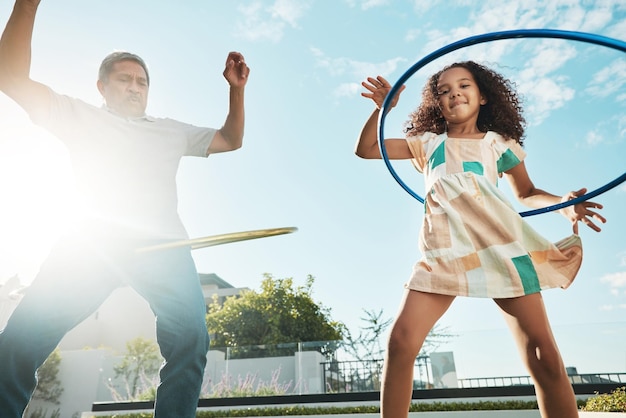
[341,309,392,362]
[342,308,456,361]
[206,274,344,358]
[338,308,456,391]
[25,349,63,418]
[110,337,162,400]
[32,348,63,403]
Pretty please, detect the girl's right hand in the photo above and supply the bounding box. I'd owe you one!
[361,76,405,110]
[558,188,606,234]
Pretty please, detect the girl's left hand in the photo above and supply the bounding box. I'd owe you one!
[559,188,606,234]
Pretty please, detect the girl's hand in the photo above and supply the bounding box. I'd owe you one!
[559,188,606,234]
[361,76,405,110]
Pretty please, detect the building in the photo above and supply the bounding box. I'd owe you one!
[58,273,248,352]
[1,272,247,345]
[0,275,24,330]
[3,272,254,418]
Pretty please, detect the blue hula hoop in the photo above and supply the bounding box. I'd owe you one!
[378,29,626,216]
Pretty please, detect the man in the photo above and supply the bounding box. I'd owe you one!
[0,0,250,417]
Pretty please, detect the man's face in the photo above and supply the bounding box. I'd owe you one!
[97,60,149,118]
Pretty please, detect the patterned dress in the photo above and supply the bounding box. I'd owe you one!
[405,131,582,298]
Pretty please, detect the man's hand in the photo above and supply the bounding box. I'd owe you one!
[223,51,249,88]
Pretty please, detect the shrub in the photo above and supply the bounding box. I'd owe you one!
[85,399,542,417]
[203,368,296,398]
[581,386,626,412]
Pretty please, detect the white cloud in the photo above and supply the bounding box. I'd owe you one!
[586,58,626,99]
[518,76,575,126]
[409,0,625,56]
[271,0,311,27]
[407,3,599,126]
[411,0,442,13]
[362,0,390,10]
[345,0,390,10]
[606,15,626,40]
[599,303,626,311]
[575,112,626,150]
[405,28,421,42]
[582,114,626,148]
[585,130,604,146]
[525,41,578,77]
[507,40,578,125]
[311,47,407,80]
[578,4,616,33]
[335,0,625,111]
[619,115,626,138]
[235,0,311,42]
[587,252,626,316]
[600,271,626,289]
[236,2,283,42]
[310,47,408,98]
[333,82,362,98]
[558,5,587,30]
[468,1,544,32]
[599,269,626,312]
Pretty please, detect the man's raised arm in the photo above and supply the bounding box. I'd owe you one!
[0,0,51,116]
[207,51,250,154]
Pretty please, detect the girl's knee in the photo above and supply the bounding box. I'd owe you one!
[526,344,567,381]
[387,325,422,360]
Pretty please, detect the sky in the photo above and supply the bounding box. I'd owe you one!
[0,0,625,378]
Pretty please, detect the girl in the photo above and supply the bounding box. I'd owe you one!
[355,61,606,418]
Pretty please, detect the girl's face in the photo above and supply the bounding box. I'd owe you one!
[435,66,486,125]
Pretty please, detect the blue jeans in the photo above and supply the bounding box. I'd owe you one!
[0,225,210,418]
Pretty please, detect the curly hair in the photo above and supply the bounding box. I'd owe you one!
[404,61,526,145]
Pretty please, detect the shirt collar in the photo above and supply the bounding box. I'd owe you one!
[103,105,156,122]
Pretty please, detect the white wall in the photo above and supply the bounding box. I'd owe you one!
[0,276,24,330]
[203,350,325,395]
[33,347,327,418]
[58,287,157,352]
[28,349,114,418]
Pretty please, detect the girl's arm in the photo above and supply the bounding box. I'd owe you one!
[504,161,606,233]
[355,76,412,160]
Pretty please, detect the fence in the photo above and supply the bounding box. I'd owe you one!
[30,321,626,418]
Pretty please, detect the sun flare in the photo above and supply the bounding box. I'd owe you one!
[0,127,77,284]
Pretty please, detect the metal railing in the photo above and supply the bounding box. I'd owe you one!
[322,359,384,393]
[322,357,433,393]
[459,372,626,388]
[567,372,626,384]
[323,358,626,393]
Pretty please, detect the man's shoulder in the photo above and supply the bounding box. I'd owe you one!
[46,88,104,115]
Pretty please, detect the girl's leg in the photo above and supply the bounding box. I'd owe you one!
[381,290,455,418]
[494,293,578,418]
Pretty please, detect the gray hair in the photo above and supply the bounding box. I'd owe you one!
[98,51,150,85]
